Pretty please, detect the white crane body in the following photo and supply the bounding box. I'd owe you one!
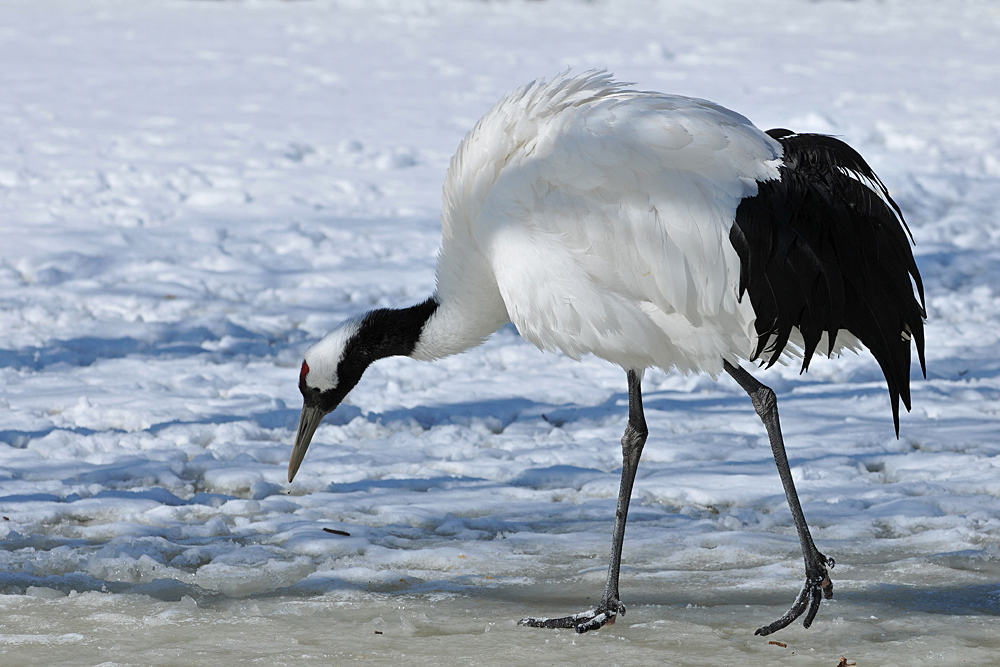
[293,71,926,637]
[426,76,772,374]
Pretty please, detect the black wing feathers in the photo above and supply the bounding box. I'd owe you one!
[731,131,926,434]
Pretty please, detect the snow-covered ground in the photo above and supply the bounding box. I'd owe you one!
[2,0,1000,664]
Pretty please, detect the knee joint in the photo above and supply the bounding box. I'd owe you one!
[621,423,648,453]
[751,386,777,417]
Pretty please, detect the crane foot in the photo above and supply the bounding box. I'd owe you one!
[755,554,835,636]
[519,600,625,634]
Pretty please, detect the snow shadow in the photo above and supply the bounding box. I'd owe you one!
[509,465,607,490]
[841,582,1000,617]
[367,397,537,431]
[0,572,216,601]
[0,487,219,509]
[326,475,487,494]
[0,426,107,449]
[0,322,308,370]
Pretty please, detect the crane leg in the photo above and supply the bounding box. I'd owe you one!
[723,360,835,636]
[519,369,647,633]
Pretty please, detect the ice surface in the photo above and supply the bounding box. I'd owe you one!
[2,0,1000,664]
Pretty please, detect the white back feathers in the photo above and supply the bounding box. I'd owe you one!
[432,71,784,375]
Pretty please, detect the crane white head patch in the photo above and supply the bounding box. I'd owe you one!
[301,318,362,392]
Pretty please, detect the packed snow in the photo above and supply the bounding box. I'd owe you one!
[2,0,1000,664]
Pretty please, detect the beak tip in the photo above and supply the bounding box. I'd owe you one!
[289,404,325,485]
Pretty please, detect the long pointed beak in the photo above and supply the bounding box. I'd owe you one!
[289,404,326,482]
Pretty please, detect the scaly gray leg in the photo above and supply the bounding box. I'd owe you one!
[519,369,648,633]
[723,360,834,636]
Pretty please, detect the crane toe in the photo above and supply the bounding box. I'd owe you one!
[519,600,626,634]
[755,554,834,636]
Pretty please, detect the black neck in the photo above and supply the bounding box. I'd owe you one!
[304,298,440,416]
[355,297,439,361]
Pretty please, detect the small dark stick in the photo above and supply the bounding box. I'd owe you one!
[322,527,351,536]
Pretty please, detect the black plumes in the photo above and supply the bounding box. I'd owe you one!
[730,130,926,433]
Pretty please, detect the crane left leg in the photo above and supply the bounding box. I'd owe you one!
[519,369,647,633]
[723,360,835,636]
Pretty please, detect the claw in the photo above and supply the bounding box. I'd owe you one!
[575,611,612,633]
[802,581,823,628]
[755,554,834,636]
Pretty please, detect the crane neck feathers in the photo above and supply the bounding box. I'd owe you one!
[304,298,440,392]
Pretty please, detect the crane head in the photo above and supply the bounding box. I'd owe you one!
[287,298,440,483]
[289,320,367,483]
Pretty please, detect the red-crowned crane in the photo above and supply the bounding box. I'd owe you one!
[287,71,926,636]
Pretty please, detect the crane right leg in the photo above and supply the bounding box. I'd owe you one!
[518,368,647,633]
[723,360,834,636]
